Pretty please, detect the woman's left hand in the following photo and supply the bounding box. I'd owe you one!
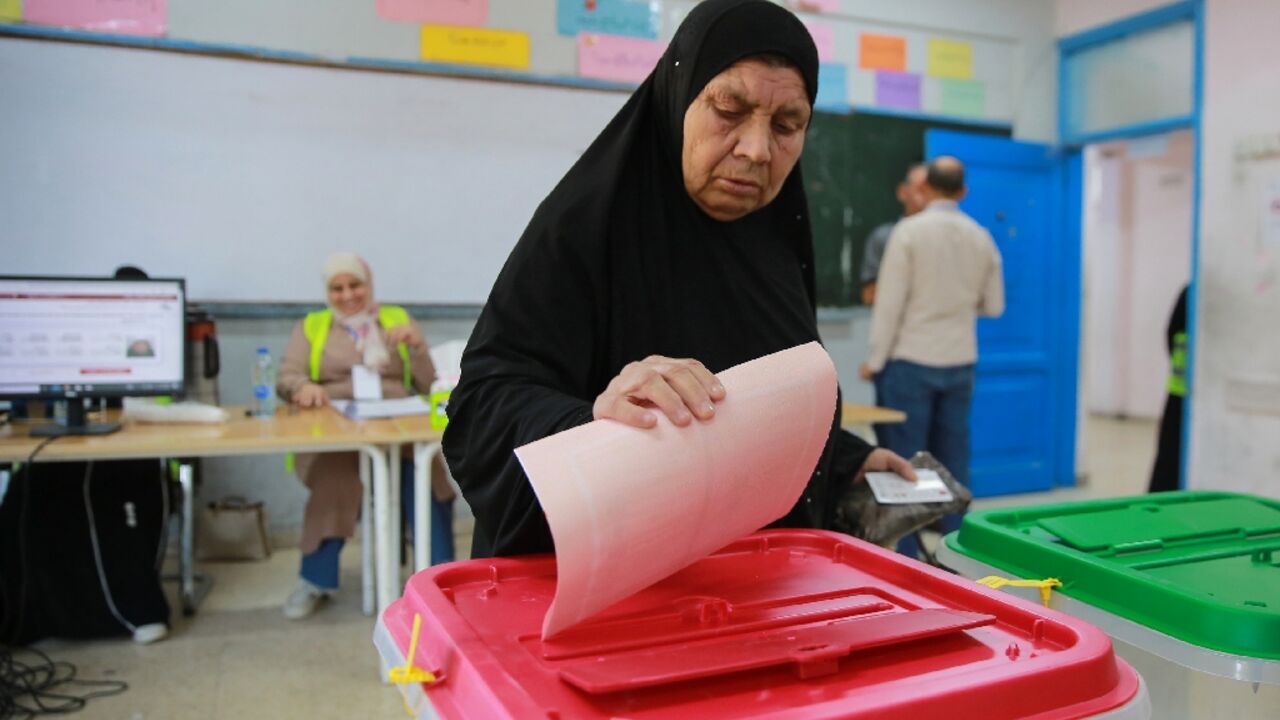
[385,324,425,351]
[854,448,917,484]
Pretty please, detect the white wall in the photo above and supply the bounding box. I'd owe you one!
[1055,0,1178,37]
[1190,0,1280,498]
[1083,132,1193,419]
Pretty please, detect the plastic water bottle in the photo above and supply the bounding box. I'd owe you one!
[250,346,275,417]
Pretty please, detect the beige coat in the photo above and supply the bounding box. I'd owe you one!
[276,316,454,554]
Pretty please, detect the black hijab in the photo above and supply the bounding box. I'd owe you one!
[443,0,872,557]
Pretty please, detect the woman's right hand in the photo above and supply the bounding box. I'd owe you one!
[593,356,726,429]
[294,383,329,408]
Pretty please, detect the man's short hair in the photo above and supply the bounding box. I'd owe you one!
[926,159,965,195]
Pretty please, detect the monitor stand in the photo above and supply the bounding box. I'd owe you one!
[29,400,121,437]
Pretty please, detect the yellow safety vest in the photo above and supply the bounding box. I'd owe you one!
[1167,331,1187,398]
[302,306,414,390]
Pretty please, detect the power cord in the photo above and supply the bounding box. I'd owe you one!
[0,644,128,719]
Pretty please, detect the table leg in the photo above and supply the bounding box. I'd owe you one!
[359,451,374,617]
[389,443,402,583]
[359,445,393,618]
[412,443,438,573]
[175,462,212,616]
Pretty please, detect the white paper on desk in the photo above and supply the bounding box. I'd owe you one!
[351,365,383,400]
[515,342,837,639]
[335,396,430,419]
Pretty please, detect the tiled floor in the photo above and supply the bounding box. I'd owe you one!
[17,415,1159,719]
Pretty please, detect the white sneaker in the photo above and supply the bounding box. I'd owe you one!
[283,579,332,620]
[132,623,168,644]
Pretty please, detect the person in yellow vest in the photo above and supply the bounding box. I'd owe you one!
[1148,285,1188,493]
[275,252,455,619]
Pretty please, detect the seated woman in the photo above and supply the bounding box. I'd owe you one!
[443,0,913,559]
[276,252,455,619]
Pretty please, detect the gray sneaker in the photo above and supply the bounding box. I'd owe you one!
[283,579,332,620]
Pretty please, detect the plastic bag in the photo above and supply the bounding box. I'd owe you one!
[830,451,972,547]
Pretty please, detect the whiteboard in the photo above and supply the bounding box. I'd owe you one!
[0,38,629,304]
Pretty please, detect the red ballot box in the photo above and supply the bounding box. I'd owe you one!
[376,529,1149,719]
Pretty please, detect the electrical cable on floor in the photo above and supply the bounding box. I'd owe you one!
[0,644,128,719]
[0,437,130,718]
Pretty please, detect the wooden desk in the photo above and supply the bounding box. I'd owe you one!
[841,403,906,444]
[0,408,440,618]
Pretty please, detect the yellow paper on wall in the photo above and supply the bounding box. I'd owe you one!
[0,0,21,22]
[420,25,530,70]
[928,38,973,80]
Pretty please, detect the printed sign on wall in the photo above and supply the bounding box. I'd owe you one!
[420,25,530,69]
[556,0,658,40]
[577,33,666,84]
[22,0,166,36]
[376,0,487,26]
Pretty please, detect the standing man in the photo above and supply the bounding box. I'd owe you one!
[860,156,1004,555]
[859,164,928,305]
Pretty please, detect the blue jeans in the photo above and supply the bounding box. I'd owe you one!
[874,360,974,557]
[300,458,456,589]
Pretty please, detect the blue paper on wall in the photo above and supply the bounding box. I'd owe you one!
[556,0,659,40]
[815,63,849,112]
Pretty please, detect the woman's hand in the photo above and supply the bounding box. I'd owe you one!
[593,356,726,429]
[854,447,917,484]
[385,324,425,351]
[294,383,330,408]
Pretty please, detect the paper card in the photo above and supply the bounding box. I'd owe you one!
[939,78,985,117]
[786,0,840,12]
[420,24,530,69]
[516,342,837,638]
[804,22,834,63]
[352,365,383,401]
[556,0,658,40]
[875,71,920,111]
[928,38,973,80]
[577,33,666,84]
[859,32,906,72]
[376,0,487,26]
[866,469,953,504]
[0,0,20,21]
[814,62,848,112]
[22,0,165,36]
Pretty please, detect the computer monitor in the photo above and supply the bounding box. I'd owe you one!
[0,275,186,437]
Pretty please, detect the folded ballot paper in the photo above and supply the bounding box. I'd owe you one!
[515,342,837,639]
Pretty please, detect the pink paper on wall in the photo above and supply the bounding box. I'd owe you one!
[804,21,834,62]
[23,0,165,36]
[577,33,666,84]
[516,342,838,639]
[376,0,487,26]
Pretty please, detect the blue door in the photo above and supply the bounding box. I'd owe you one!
[925,130,1080,496]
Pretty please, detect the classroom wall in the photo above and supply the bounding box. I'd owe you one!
[1189,0,1280,498]
[1054,0,1176,38]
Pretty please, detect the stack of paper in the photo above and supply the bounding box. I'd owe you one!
[331,396,431,420]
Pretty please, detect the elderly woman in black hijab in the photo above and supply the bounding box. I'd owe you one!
[444,0,914,558]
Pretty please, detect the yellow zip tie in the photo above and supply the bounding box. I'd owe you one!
[387,613,437,717]
[977,575,1063,607]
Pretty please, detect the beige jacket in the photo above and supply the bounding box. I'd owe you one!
[276,315,453,554]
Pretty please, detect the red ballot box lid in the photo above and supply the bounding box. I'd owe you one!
[379,529,1144,719]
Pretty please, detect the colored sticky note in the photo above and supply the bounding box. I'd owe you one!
[814,63,848,112]
[556,0,658,40]
[859,33,905,71]
[928,38,973,80]
[578,33,666,84]
[875,71,920,111]
[376,0,487,26]
[786,0,840,12]
[517,343,837,638]
[940,78,985,117]
[804,22,834,63]
[22,0,165,36]
[420,25,529,69]
[0,0,20,22]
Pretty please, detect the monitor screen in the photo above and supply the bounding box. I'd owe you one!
[0,276,186,399]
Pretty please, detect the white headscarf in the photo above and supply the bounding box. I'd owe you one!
[323,252,390,370]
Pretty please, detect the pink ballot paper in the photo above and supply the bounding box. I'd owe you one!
[515,342,837,638]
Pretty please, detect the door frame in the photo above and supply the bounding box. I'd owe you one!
[1057,0,1204,487]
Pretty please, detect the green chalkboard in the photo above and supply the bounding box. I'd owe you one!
[801,112,1010,307]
